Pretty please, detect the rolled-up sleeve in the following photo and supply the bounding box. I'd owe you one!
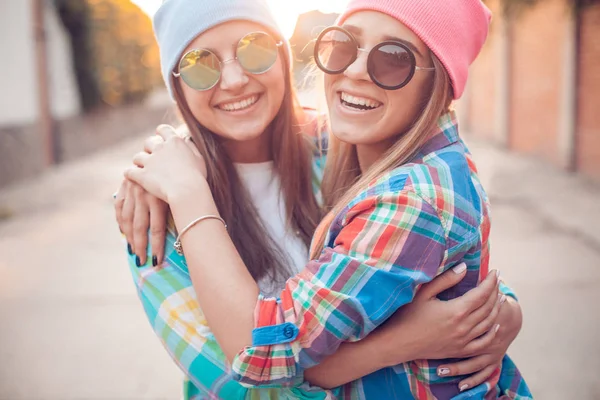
[499,281,518,300]
[232,189,448,386]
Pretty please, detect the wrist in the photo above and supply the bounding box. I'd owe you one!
[376,324,418,367]
[167,177,210,206]
[167,178,221,229]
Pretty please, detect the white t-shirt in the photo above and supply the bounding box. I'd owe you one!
[235,162,309,297]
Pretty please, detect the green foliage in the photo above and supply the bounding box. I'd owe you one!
[55,0,162,110]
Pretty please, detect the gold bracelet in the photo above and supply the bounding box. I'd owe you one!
[174,215,227,255]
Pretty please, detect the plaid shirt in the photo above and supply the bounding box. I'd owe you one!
[230,112,531,399]
[124,112,529,399]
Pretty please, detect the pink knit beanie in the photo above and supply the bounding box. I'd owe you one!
[337,0,492,99]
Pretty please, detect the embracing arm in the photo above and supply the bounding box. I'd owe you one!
[124,130,513,389]
[116,180,515,392]
[166,181,450,386]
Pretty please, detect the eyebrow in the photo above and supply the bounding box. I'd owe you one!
[343,24,424,58]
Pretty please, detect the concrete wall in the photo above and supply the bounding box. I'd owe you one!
[0,1,80,128]
[463,0,600,183]
[508,0,567,166]
[576,4,600,181]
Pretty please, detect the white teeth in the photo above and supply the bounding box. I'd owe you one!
[340,92,381,109]
[219,95,258,111]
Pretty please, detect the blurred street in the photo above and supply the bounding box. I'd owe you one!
[0,128,599,400]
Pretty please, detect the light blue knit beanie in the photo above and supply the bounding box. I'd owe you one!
[153,0,291,99]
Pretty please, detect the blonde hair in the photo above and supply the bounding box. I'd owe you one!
[172,48,322,284]
[310,54,453,259]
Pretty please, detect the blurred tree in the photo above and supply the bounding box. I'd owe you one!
[54,0,162,110]
[55,0,100,110]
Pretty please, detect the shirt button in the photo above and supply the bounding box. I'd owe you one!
[283,325,294,339]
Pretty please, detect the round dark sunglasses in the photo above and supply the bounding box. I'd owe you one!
[173,31,283,91]
[314,26,435,90]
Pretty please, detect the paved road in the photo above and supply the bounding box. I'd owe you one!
[0,134,599,399]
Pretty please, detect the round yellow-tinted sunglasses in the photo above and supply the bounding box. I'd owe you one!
[173,31,283,91]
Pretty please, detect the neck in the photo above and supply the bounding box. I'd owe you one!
[356,137,396,173]
[222,129,273,164]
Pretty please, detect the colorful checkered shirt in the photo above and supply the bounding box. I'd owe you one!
[124,112,530,399]
[229,111,532,399]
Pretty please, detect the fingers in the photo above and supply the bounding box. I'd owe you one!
[132,184,150,266]
[114,180,127,234]
[455,270,499,312]
[120,179,136,250]
[457,362,501,393]
[437,353,496,378]
[148,195,168,267]
[124,166,143,185]
[461,323,500,357]
[132,152,150,168]
[144,135,164,154]
[465,293,506,341]
[183,136,202,158]
[417,263,467,300]
[156,124,178,141]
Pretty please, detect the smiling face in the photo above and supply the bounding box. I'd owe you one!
[176,21,286,158]
[325,11,435,150]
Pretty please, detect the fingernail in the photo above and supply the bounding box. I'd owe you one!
[438,368,450,376]
[152,255,158,267]
[452,263,467,274]
[460,384,469,392]
[496,270,501,279]
[495,324,501,333]
[500,295,507,305]
[127,243,133,255]
[136,256,142,267]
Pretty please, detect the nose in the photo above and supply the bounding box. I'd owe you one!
[219,58,249,92]
[343,48,371,84]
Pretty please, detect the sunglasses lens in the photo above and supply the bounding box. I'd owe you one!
[369,44,414,89]
[316,29,355,73]
[237,32,279,74]
[179,49,221,90]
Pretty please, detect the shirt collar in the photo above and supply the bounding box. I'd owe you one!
[413,110,460,160]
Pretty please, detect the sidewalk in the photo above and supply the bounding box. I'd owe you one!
[465,136,600,399]
[0,136,182,400]
[0,131,598,399]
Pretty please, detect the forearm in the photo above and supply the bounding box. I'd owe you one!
[304,326,414,389]
[168,180,259,363]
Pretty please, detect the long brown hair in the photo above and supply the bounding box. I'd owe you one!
[311,54,453,259]
[172,46,322,284]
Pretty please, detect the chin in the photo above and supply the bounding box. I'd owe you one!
[330,121,370,145]
[231,123,269,141]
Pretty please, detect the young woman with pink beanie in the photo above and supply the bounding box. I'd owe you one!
[122,0,532,398]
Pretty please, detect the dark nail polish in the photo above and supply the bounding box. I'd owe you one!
[152,255,158,267]
[127,243,133,255]
[136,256,142,267]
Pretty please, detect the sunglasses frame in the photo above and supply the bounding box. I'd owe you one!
[173,31,284,91]
[314,26,435,91]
